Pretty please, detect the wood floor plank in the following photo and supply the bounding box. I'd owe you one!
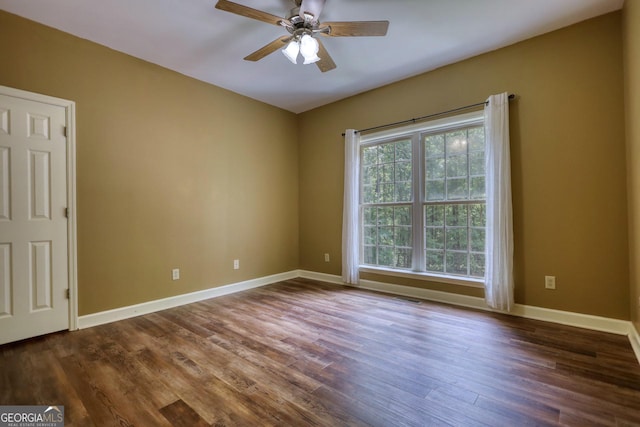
[2,279,640,426]
[159,400,210,427]
[27,349,93,426]
[135,344,260,426]
[57,354,137,426]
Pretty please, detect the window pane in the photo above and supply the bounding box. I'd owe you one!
[363,207,376,225]
[426,250,444,272]
[361,205,413,269]
[379,246,394,267]
[362,185,377,204]
[380,143,395,163]
[394,206,412,225]
[395,181,412,202]
[362,145,378,166]
[446,155,467,178]
[395,226,412,247]
[379,226,394,245]
[469,151,484,176]
[446,227,467,251]
[425,227,444,249]
[381,183,395,202]
[447,178,468,200]
[364,246,377,264]
[381,164,394,183]
[396,140,412,161]
[363,226,377,245]
[470,176,485,199]
[446,252,468,275]
[395,248,412,269]
[468,127,485,152]
[395,161,412,182]
[470,253,485,278]
[426,157,445,180]
[425,205,444,226]
[361,140,412,204]
[470,204,486,227]
[377,207,394,225]
[470,228,485,252]
[426,180,445,201]
[362,165,377,185]
[445,204,468,226]
[425,134,445,157]
[446,130,467,155]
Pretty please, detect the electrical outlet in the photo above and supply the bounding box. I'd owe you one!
[545,275,556,290]
[172,268,180,281]
[233,259,240,270]
[324,253,330,262]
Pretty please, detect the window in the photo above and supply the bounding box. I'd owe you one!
[359,112,485,283]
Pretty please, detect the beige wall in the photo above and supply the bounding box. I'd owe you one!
[624,1,640,333]
[299,12,629,319]
[0,11,299,315]
[0,10,631,321]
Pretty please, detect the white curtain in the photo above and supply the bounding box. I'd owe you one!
[484,92,514,311]
[342,129,360,284]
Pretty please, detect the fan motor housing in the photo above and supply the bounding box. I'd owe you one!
[287,8,310,29]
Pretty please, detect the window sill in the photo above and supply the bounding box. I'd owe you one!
[359,266,484,288]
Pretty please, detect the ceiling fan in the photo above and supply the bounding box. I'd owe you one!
[215,0,389,72]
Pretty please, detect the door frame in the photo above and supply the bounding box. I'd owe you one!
[1,85,78,331]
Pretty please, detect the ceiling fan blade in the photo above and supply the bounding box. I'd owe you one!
[320,21,389,37]
[315,38,336,72]
[244,36,292,61]
[215,0,286,26]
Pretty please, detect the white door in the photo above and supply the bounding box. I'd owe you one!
[0,91,71,345]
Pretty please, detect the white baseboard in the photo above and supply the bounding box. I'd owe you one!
[630,324,640,364]
[297,270,345,285]
[298,270,639,364]
[509,303,631,335]
[77,270,299,329]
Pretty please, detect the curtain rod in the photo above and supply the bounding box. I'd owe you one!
[342,93,516,136]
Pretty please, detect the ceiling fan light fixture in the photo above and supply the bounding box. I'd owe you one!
[282,40,300,64]
[214,0,388,72]
[300,34,320,64]
[302,53,320,65]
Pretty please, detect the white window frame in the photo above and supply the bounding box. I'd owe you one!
[358,111,485,288]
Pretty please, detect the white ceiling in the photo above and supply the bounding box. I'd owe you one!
[0,0,624,113]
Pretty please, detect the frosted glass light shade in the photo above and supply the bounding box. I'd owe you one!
[300,34,320,64]
[282,40,300,64]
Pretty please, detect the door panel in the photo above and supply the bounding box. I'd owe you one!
[0,243,11,317]
[0,93,69,345]
[0,147,9,220]
[30,240,52,311]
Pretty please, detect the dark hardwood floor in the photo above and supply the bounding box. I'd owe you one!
[2,278,640,426]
